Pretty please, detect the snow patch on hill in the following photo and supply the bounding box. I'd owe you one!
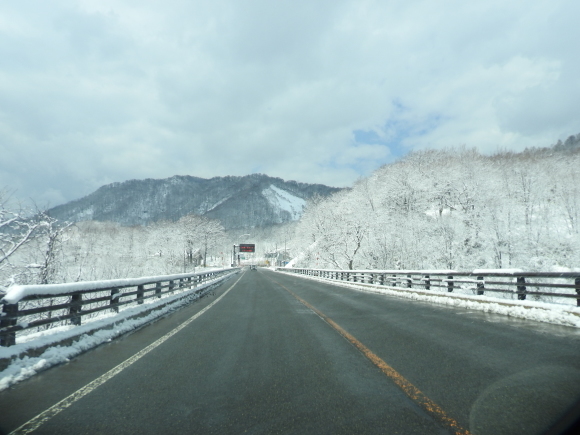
[203,195,232,213]
[262,185,306,220]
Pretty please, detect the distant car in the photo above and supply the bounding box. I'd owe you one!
[250,265,257,270]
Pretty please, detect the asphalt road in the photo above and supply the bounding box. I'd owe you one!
[2,268,580,434]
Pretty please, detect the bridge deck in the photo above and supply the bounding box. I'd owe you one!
[2,268,580,434]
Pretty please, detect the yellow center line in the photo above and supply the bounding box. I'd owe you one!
[270,276,472,435]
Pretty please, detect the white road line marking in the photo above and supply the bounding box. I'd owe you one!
[9,273,244,435]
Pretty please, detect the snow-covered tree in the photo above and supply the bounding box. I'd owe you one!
[292,146,580,272]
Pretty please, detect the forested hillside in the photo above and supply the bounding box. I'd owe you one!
[289,139,580,271]
[47,174,340,229]
[3,136,579,289]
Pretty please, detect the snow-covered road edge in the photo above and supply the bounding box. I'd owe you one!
[276,270,580,328]
[0,271,238,391]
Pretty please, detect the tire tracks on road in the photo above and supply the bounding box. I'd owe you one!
[267,274,471,435]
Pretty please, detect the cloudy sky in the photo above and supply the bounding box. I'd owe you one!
[1,0,578,206]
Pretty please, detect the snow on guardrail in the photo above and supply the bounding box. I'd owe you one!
[277,267,580,328]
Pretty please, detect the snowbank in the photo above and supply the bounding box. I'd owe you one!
[0,271,237,391]
[277,270,580,328]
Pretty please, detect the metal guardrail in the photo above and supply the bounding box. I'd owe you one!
[0,268,238,347]
[281,268,580,305]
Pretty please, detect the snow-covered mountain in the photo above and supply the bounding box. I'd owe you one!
[47,174,341,229]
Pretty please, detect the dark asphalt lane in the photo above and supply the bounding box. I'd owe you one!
[1,268,580,434]
[266,270,580,435]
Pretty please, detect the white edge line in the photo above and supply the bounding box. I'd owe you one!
[9,272,244,435]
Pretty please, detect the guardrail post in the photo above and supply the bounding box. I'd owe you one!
[156,282,162,298]
[70,294,82,325]
[424,275,430,290]
[110,288,119,312]
[576,277,580,307]
[392,274,397,287]
[477,276,484,295]
[169,280,175,293]
[517,276,527,300]
[379,274,385,285]
[447,275,454,292]
[0,303,18,346]
[407,274,412,288]
[137,285,144,304]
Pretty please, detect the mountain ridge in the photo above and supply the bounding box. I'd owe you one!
[47,174,342,229]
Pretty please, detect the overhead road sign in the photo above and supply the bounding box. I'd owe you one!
[239,244,255,253]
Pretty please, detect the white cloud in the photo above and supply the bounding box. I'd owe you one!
[0,0,578,205]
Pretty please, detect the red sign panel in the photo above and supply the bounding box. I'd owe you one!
[239,244,255,253]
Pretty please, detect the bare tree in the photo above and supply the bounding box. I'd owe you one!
[0,190,45,286]
[27,212,72,284]
[178,215,226,268]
